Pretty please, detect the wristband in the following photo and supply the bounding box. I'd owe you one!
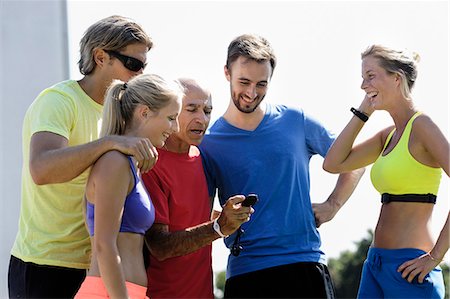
[213,219,228,238]
[351,107,369,122]
[428,252,441,262]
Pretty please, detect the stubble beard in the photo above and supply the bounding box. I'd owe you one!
[231,92,265,114]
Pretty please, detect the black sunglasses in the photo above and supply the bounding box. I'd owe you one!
[105,50,147,72]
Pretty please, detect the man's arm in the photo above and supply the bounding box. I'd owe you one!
[146,195,252,261]
[29,132,157,185]
[312,168,365,227]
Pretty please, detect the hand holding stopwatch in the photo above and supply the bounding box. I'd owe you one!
[231,194,258,256]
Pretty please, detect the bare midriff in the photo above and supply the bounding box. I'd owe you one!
[373,201,434,251]
[87,232,147,287]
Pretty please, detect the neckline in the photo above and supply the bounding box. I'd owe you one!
[159,146,200,159]
[73,80,103,110]
[381,111,421,157]
[220,103,271,133]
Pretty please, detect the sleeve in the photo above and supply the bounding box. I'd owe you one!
[27,89,77,139]
[303,111,336,158]
[142,170,170,225]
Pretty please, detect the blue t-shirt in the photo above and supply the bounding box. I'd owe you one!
[200,104,335,279]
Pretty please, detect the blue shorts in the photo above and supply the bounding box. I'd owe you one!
[357,247,445,298]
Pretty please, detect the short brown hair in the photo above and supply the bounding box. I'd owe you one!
[226,34,276,75]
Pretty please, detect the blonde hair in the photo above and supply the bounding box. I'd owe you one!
[362,45,420,100]
[226,34,277,75]
[101,74,184,137]
[78,15,152,75]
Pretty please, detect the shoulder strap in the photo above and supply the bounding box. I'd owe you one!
[382,128,396,151]
[126,156,138,189]
[399,111,422,145]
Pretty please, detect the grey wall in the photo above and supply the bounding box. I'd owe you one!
[0,1,68,297]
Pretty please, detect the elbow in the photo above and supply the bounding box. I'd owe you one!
[30,174,47,186]
[94,239,117,257]
[145,236,171,261]
[149,246,170,261]
[29,161,48,185]
[145,228,174,261]
[323,159,340,174]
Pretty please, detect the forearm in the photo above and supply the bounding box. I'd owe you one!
[326,168,365,210]
[148,222,219,261]
[97,246,129,299]
[430,213,450,261]
[147,195,251,260]
[323,117,366,173]
[30,137,113,184]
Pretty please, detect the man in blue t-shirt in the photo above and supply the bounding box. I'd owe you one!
[199,34,365,298]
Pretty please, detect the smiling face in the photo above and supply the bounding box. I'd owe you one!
[361,55,400,110]
[144,97,181,148]
[225,56,272,114]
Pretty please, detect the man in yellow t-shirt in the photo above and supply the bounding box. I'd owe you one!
[9,15,157,299]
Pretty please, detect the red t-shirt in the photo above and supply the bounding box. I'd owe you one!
[142,147,213,299]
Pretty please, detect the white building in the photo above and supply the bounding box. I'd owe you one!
[0,1,68,297]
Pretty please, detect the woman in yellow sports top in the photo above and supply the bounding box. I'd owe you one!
[323,45,448,298]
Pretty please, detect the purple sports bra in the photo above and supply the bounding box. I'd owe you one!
[85,156,155,236]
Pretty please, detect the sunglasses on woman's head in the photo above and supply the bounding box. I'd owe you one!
[105,50,147,72]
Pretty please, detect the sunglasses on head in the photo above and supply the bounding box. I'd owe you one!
[105,50,147,72]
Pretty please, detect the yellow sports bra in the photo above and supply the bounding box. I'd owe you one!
[370,112,442,199]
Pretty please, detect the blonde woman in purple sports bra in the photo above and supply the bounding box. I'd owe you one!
[323,45,448,298]
[75,74,183,299]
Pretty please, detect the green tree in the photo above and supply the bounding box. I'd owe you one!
[215,270,226,299]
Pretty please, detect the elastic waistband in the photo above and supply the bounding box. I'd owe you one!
[75,276,148,299]
[367,247,427,263]
[381,193,436,204]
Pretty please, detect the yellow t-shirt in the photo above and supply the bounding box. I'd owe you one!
[11,80,103,269]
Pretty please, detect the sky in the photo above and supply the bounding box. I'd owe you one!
[67,0,449,274]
